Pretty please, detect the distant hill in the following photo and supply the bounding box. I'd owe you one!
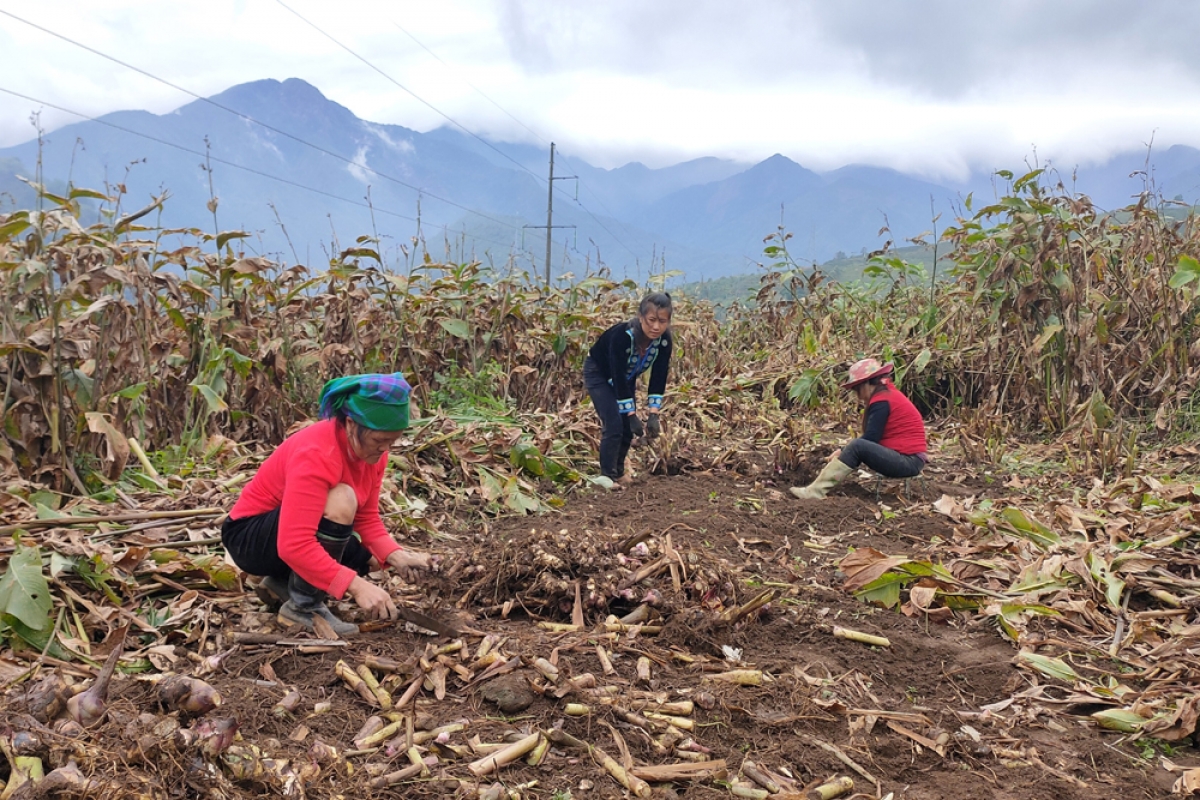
[3,78,1200,281]
[0,157,37,212]
[679,244,957,307]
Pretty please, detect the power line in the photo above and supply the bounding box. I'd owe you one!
[388,18,645,264]
[391,20,548,147]
[0,85,529,255]
[0,8,535,241]
[275,0,552,191]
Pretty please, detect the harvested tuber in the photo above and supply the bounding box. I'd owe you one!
[271,690,302,719]
[67,635,126,728]
[177,716,239,758]
[159,675,223,716]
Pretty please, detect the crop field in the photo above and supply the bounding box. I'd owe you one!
[4,174,1200,799]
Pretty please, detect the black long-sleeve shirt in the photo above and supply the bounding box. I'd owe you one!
[862,399,889,442]
[587,321,672,414]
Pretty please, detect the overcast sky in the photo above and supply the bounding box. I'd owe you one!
[1,0,1197,181]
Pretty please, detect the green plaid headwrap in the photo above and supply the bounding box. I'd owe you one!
[318,373,412,431]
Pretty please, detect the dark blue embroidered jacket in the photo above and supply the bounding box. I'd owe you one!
[587,321,672,414]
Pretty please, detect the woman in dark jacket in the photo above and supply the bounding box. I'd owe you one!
[790,358,928,500]
[583,293,673,486]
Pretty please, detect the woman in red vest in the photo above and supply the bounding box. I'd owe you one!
[790,358,928,500]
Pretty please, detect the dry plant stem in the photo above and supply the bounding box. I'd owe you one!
[710,669,764,686]
[596,644,616,675]
[808,776,854,800]
[573,581,585,628]
[356,664,393,709]
[741,760,781,793]
[127,436,158,476]
[367,756,438,789]
[720,589,776,624]
[353,716,386,747]
[636,699,693,715]
[553,672,597,698]
[630,760,727,781]
[886,720,945,756]
[406,745,430,777]
[620,604,652,625]
[0,507,222,534]
[547,728,652,799]
[831,626,891,648]
[467,732,542,777]
[731,782,769,800]
[603,623,662,634]
[637,656,652,684]
[592,697,665,732]
[357,718,406,749]
[475,634,498,660]
[645,712,694,731]
[619,555,670,589]
[412,722,466,745]
[395,672,426,708]
[364,655,406,673]
[335,660,379,707]
[797,733,880,796]
[526,734,550,766]
[229,633,347,646]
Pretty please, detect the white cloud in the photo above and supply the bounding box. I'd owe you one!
[365,123,415,155]
[347,144,372,183]
[0,0,1198,178]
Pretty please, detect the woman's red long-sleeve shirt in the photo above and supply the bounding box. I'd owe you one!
[228,420,401,599]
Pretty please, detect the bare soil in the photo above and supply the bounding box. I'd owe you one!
[5,451,1179,799]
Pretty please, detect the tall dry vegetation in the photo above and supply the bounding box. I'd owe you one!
[2,169,1200,499]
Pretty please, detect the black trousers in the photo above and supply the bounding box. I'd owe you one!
[838,438,925,479]
[221,509,373,580]
[583,356,633,479]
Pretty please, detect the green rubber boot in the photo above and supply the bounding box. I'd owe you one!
[789,460,853,500]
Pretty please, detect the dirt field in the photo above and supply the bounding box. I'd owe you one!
[3,450,1183,799]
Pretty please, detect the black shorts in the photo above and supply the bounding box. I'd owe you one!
[221,510,373,578]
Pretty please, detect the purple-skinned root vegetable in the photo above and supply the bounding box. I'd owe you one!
[159,675,223,716]
[66,634,126,728]
[176,716,238,758]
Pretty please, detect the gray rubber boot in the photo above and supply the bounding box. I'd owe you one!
[277,526,359,637]
[250,574,289,610]
[278,571,359,637]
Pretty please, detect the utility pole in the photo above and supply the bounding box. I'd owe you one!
[545,143,555,287]
[524,142,575,287]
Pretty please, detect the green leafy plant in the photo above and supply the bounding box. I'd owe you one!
[0,544,53,651]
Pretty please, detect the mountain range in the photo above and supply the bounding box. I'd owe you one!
[2,78,1199,282]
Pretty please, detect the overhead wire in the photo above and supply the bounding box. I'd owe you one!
[0,85,525,254]
[389,19,646,265]
[273,0,578,261]
[275,0,551,192]
[0,7,535,242]
[0,11,561,268]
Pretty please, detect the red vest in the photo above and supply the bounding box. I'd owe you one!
[869,386,927,455]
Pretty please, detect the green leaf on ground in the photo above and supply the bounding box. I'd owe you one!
[0,545,53,632]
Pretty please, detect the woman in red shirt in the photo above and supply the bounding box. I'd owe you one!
[790,359,928,500]
[221,373,434,635]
